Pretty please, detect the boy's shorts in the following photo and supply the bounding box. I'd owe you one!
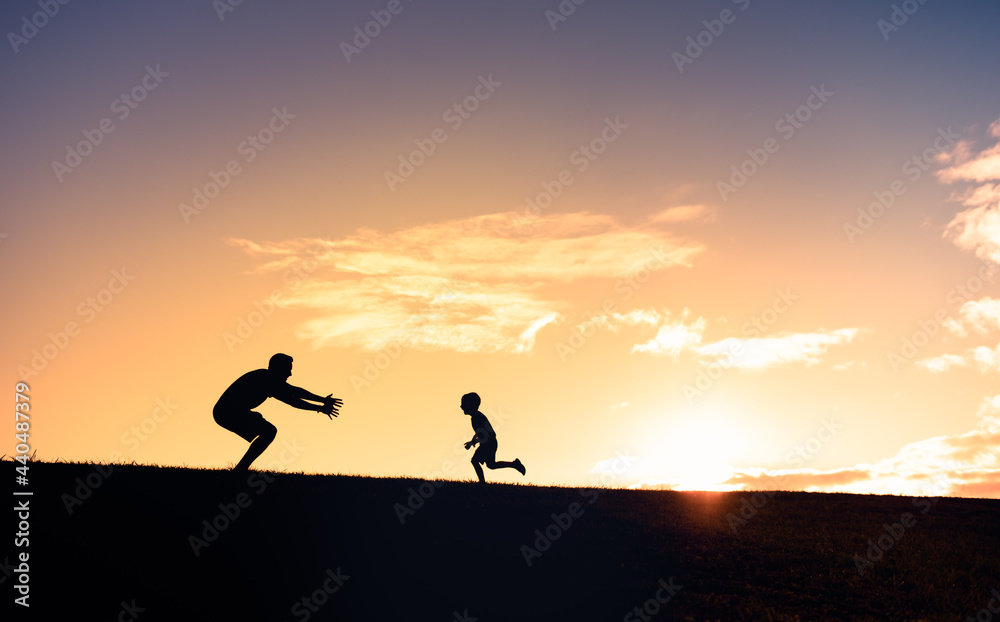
[472,439,498,464]
[214,408,271,442]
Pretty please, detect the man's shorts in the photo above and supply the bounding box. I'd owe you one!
[213,408,272,442]
[472,439,498,465]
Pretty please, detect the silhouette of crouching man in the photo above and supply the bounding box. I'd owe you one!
[214,353,342,470]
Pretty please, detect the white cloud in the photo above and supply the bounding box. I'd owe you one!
[631,315,706,357]
[943,296,1000,337]
[948,183,1000,209]
[832,361,864,371]
[671,396,1000,497]
[230,211,704,353]
[916,353,968,374]
[976,395,1000,433]
[647,204,716,224]
[945,203,1000,264]
[940,119,1000,263]
[694,329,859,370]
[568,308,707,358]
[937,143,1000,184]
[917,343,1000,374]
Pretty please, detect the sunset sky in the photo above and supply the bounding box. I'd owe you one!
[4,0,1000,498]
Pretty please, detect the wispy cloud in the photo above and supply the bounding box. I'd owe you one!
[631,313,706,357]
[943,296,1000,337]
[229,211,705,353]
[693,329,859,370]
[920,296,1000,372]
[725,396,1000,498]
[647,204,716,224]
[941,119,1000,263]
[570,308,707,358]
[936,140,1000,185]
[916,352,969,374]
[917,343,1000,374]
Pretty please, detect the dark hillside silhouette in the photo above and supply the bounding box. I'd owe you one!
[21,461,1000,620]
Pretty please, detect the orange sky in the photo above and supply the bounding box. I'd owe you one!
[4,0,1000,498]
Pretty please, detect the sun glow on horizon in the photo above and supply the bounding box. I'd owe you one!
[626,409,748,492]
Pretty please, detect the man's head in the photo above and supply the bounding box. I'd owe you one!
[460,392,480,415]
[268,353,293,379]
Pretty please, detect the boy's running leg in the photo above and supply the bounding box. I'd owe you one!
[486,458,525,475]
[472,459,486,484]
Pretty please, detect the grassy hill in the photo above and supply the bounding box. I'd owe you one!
[10,461,999,620]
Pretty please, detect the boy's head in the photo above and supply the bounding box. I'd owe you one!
[460,392,481,414]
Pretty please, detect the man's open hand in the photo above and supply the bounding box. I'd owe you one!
[320,394,343,419]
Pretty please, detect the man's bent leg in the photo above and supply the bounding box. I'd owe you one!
[234,421,277,471]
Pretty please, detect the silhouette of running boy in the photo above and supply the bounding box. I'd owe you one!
[214,353,342,470]
[461,392,525,483]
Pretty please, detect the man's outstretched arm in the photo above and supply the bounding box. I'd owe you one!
[275,394,326,411]
[276,385,343,417]
[289,385,331,403]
